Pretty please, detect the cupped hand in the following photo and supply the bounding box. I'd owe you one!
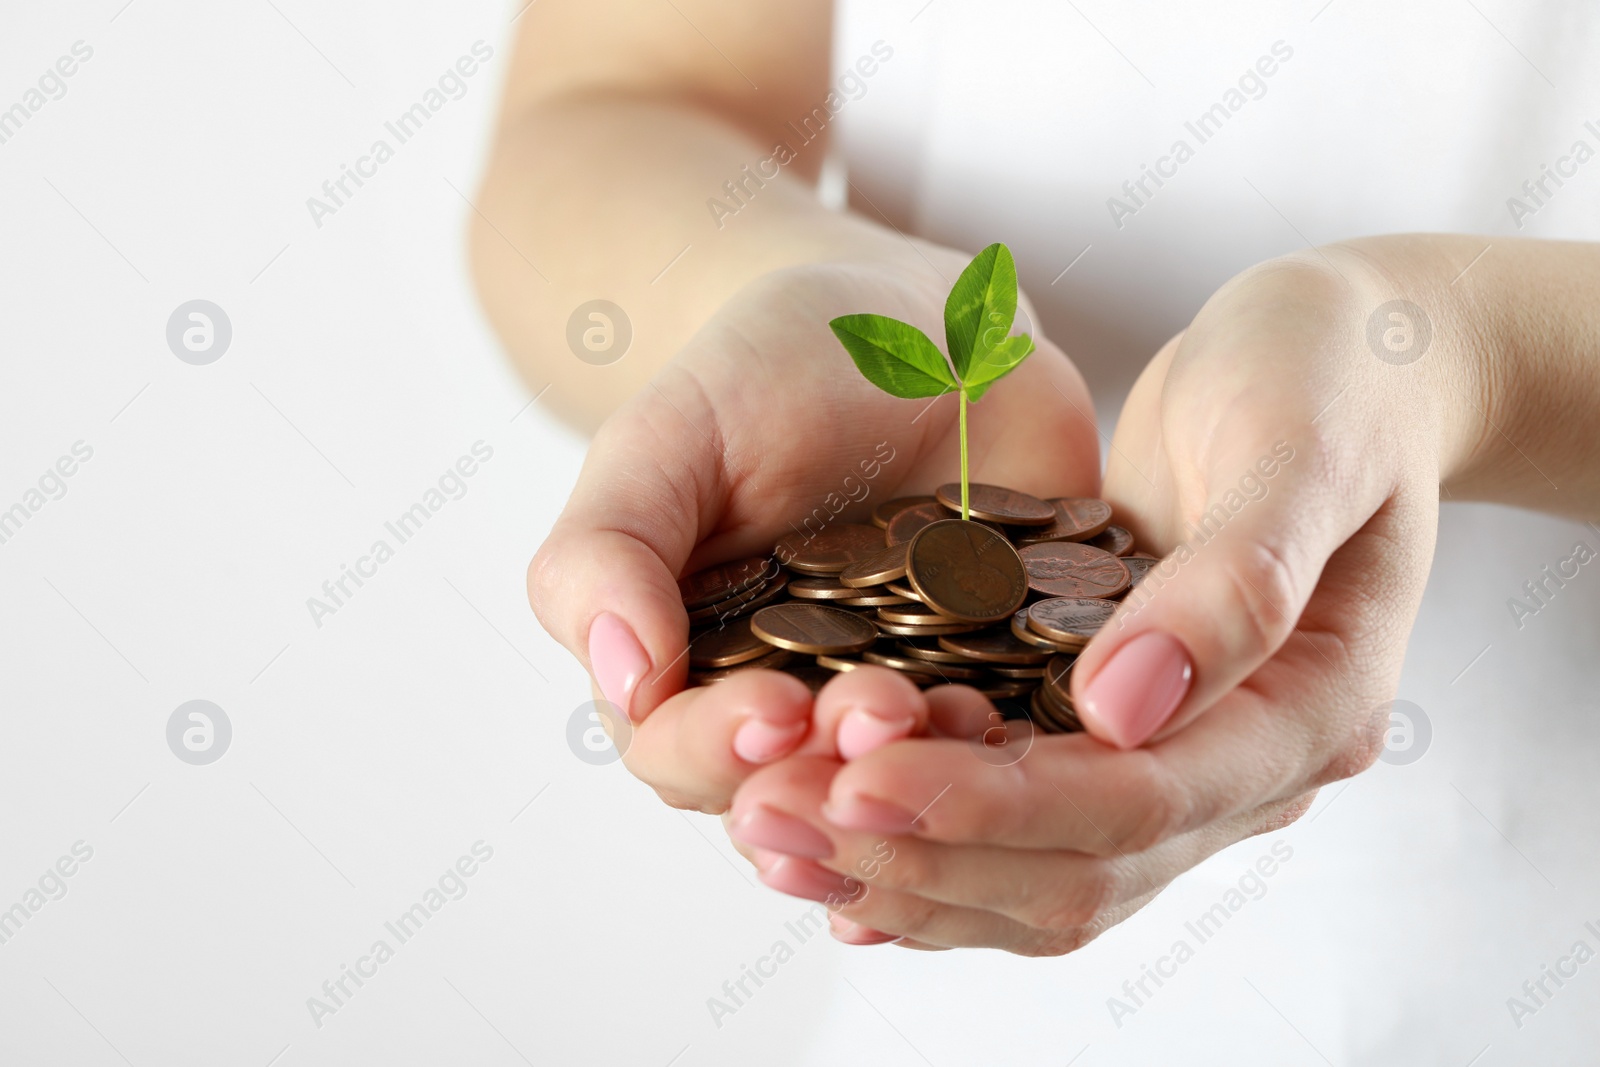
[532,252,1099,812]
[727,244,1472,951]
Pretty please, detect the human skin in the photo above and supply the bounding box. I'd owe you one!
[472,2,1600,951]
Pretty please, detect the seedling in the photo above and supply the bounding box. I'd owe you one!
[828,243,1035,520]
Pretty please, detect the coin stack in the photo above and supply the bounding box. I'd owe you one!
[677,483,1159,734]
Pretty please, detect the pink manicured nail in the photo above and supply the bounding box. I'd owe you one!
[836,708,917,761]
[757,855,862,904]
[829,914,897,946]
[1079,631,1193,748]
[733,718,807,764]
[730,805,834,859]
[588,612,651,723]
[822,795,919,835]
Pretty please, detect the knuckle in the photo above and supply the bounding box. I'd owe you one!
[852,839,924,894]
[1317,701,1391,785]
[1017,924,1093,958]
[1251,793,1315,837]
[1022,862,1118,931]
[1216,538,1300,661]
[1107,755,1192,854]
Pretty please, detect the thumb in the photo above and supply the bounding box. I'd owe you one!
[529,385,730,724]
[1072,439,1360,748]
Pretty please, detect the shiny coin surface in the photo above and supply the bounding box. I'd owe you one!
[1026,597,1117,645]
[1011,607,1070,649]
[750,602,878,654]
[936,628,1053,665]
[839,542,910,588]
[686,572,788,624]
[1018,542,1131,599]
[872,495,936,530]
[884,501,951,546]
[834,592,913,607]
[1123,554,1160,586]
[895,638,977,665]
[981,679,1039,700]
[906,519,1029,624]
[788,576,868,600]
[876,601,955,626]
[689,647,794,682]
[875,619,981,637]
[1088,524,1135,557]
[862,650,984,681]
[935,482,1055,525]
[1043,654,1077,706]
[815,654,866,673]
[1013,498,1114,545]
[775,523,888,575]
[885,579,923,602]
[688,617,772,668]
[678,556,773,610]
[988,663,1047,679]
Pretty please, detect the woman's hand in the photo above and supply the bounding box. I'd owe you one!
[723,237,1520,951]
[531,253,1099,812]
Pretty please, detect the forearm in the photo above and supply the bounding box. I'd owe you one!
[472,101,918,432]
[1340,234,1600,518]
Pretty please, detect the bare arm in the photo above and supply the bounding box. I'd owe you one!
[471,0,922,431]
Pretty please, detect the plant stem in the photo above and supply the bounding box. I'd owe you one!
[959,389,969,521]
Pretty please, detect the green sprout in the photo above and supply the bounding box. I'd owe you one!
[828,243,1035,521]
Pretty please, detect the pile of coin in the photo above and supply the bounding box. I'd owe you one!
[677,483,1158,734]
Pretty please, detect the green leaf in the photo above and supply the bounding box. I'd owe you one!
[943,243,1018,381]
[829,314,958,399]
[962,334,1035,403]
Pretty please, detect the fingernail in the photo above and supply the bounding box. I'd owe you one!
[729,805,834,860]
[733,718,808,764]
[588,612,651,723]
[829,914,897,945]
[757,855,862,904]
[1079,630,1193,748]
[836,708,917,761]
[822,795,919,835]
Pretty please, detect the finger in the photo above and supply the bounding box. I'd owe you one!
[621,669,813,813]
[806,666,932,761]
[529,378,741,724]
[1081,413,1407,748]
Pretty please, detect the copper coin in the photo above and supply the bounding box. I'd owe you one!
[1030,685,1082,733]
[895,638,977,665]
[1043,654,1077,706]
[981,679,1039,700]
[678,556,773,610]
[1123,554,1159,586]
[875,602,956,626]
[874,619,981,637]
[816,654,867,673]
[1018,542,1131,599]
[906,519,1029,624]
[775,523,888,575]
[1026,597,1117,645]
[872,495,936,530]
[686,572,788,624]
[688,617,772,668]
[1013,498,1114,545]
[839,543,910,588]
[834,592,913,607]
[789,576,869,600]
[885,579,923,602]
[689,647,795,683]
[1010,607,1068,650]
[884,502,950,546]
[750,602,878,654]
[934,482,1055,525]
[936,628,1053,666]
[988,663,1046,679]
[1088,524,1135,557]
[862,650,984,681]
